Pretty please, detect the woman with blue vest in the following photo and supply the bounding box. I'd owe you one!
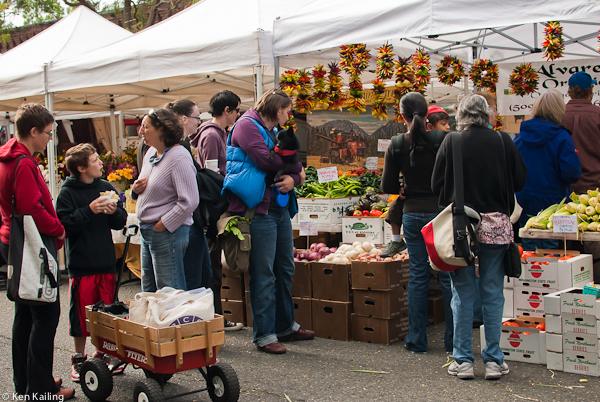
[223,89,311,354]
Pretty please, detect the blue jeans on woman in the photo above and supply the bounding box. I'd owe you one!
[141,225,190,292]
[248,207,299,347]
[403,212,454,354]
[450,243,508,365]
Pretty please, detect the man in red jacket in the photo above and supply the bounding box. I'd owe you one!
[562,71,600,281]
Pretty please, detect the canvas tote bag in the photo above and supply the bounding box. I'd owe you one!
[421,133,481,272]
[7,156,59,304]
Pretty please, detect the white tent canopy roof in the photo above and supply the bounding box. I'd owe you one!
[0,6,132,105]
[273,0,600,61]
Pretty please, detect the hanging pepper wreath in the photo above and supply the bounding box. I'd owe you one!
[393,56,415,123]
[312,64,328,109]
[294,69,314,114]
[279,69,300,97]
[597,29,600,51]
[326,61,345,111]
[371,44,395,121]
[410,48,430,94]
[509,63,539,96]
[281,111,296,131]
[339,44,371,116]
[436,55,465,86]
[469,59,499,93]
[542,21,564,61]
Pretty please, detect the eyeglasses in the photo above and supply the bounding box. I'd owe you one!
[228,107,240,114]
[187,115,202,121]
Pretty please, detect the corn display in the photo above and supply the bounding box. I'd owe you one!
[525,189,600,232]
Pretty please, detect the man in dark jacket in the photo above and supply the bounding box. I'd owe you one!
[56,143,127,382]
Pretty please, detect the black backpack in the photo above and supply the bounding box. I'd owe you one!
[391,130,447,167]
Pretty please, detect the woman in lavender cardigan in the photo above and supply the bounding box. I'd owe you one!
[132,108,199,292]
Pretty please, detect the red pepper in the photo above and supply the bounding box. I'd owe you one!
[362,210,370,216]
[370,210,383,217]
[353,210,362,216]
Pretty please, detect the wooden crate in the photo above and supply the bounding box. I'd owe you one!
[85,306,225,374]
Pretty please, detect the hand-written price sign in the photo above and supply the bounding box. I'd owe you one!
[552,215,578,233]
[377,139,391,153]
[365,157,378,171]
[299,221,318,236]
[317,166,338,183]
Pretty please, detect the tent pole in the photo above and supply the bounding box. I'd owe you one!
[44,63,57,203]
[110,106,117,153]
[274,56,280,89]
[118,111,125,153]
[256,66,263,99]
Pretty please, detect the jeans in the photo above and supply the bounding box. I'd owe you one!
[403,213,454,353]
[183,224,212,290]
[450,243,508,364]
[248,208,299,347]
[141,225,190,292]
[207,237,223,315]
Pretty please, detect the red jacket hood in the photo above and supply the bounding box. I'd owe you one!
[0,138,32,162]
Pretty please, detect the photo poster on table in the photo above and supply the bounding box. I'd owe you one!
[304,97,407,171]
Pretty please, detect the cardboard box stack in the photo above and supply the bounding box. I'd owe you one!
[221,267,247,326]
[350,259,410,345]
[342,216,385,245]
[544,287,600,376]
[481,316,547,365]
[295,197,360,232]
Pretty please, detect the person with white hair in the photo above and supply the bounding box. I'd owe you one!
[431,93,527,381]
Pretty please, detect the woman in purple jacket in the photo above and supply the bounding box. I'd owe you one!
[226,90,311,354]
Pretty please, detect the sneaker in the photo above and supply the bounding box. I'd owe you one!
[223,320,244,332]
[380,239,407,258]
[404,343,426,354]
[447,361,474,380]
[91,350,124,375]
[485,361,509,380]
[71,353,87,383]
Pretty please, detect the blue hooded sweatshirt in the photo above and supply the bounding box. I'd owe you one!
[514,118,581,225]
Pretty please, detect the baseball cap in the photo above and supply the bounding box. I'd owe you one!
[427,105,448,116]
[568,71,597,90]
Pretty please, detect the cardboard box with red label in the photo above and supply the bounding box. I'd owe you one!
[563,350,600,376]
[516,251,592,290]
[514,287,551,317]
[481,316,546,364]
[297,197,360,232]
[544,287,600,318]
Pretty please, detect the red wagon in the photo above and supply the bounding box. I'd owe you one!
[80,306,239,402]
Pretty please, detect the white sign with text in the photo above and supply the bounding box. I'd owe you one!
[552,215,578,233]
[299,221,318,236]
[498,57,600,116]
[317,166,338,183]
[377,139,391,153]
[365,157,378,171]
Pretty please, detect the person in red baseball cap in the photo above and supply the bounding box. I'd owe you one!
[426,105,451,132]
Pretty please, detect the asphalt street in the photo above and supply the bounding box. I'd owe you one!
[0,279,598,402]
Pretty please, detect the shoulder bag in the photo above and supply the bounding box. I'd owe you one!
[7,156,59,304]
[421,132,481,272]
[216,208,255,273]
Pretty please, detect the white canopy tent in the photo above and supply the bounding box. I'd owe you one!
[0,6,133,199]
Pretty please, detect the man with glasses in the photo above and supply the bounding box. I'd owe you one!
[189,90,243,331]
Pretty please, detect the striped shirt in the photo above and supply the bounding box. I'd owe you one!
[136,145,199,232]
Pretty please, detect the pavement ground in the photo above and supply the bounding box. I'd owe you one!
[0,279,598,401]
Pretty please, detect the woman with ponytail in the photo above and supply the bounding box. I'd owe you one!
[381,92,453,355]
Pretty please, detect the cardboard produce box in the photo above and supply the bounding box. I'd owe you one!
[297,197,360,231]
[481,316,547,364]
[311,262,352,302]
[545,314,562,334]
[222,299,245,326]
[351,314,409,345]
[516,251,592,290]
[221,275,244,300]
[222,267,243,278]
[563,331,598,353]
[427,290,445,326]
[293,232,342,250]
[351,259,410,291]
[311,299,352,341]
[547,351,564,371]
[383,221,394,245]
[292,261,312,298]
[546,332,562,353]
[514,287,552,317]
[342,216,384,244]
[562,313,598,335]
[352,286,408,319]
[293,297,312,331]
[563,350,600,376]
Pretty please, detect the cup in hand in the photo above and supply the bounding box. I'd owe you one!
[206,159,219,171]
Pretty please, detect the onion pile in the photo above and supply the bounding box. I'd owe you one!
[318,241,381,264]
[294,243,338,262]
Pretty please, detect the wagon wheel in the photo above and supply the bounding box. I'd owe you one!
[207,362,240,402]
[80,358,113,402]
[133,378,165,402]
[143,369,173,388]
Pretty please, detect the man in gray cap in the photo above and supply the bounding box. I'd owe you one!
[562,71,600,281]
